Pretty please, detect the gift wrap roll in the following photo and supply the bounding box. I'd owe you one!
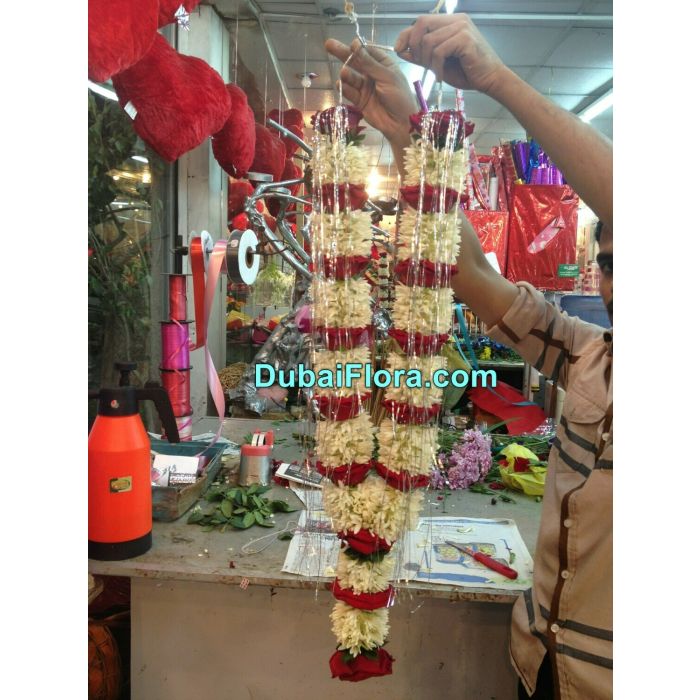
[226,229,261,285]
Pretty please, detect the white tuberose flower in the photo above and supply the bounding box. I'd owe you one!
[383,352,446,408]
[323,474,425,542]
[377,420,438,476]
[314,135,369,185]
[397,209,461,265]
[336,551,394,594]
[312,210,372,258]
[312,346,371,398]
[392,285,454,335]
[312,278,372,329]
[315,413,376,466]
[330,602,389,656]
[403,140,468,193]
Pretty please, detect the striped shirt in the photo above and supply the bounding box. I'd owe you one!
[487,282,613,699]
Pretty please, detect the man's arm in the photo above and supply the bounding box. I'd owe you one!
[395,13,612,228]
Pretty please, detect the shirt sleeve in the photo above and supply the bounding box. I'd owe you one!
[485,282,604,391]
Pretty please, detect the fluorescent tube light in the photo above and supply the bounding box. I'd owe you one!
[88,80,118,101]
[445,0,458,13]
[579,90,613,123]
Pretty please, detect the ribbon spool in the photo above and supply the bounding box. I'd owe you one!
[226,229,261,285]
[162,412,193,442]
[168,274,188,321]
[159,367,193,417]
[161,321,191,370]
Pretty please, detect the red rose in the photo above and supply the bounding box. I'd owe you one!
[229,212,249,232]
[394,259,457,288]
[380,401,442,425]
[317,461,372,486]
[374,462,431,491]
[321,255,370,279]
[321,183,368,212]
[340,528,392,555]
[408,109,474,149]
[329,647,394,682]
[315,392,372,421]
[400,184,460,213]
[312,105,364,136]
[331,580,394,610]
[513,457,532,473]
[387,329,450,356]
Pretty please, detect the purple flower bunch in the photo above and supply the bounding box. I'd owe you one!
[431,429,493,490]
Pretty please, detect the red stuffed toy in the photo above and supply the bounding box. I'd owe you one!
[158,0,201,27]
[88,0,159,83]
[112,34,231,163]
[266,108,305,157]
[228,179,254,216]
[267,160,303,217]
[249,123,286,181]
[212,84,256,178]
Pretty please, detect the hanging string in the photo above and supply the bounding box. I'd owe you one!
[303,33,308,115]
[264,58,269,116]
[233,6,240,85]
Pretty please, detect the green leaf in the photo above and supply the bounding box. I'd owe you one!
[202,525,215,532]
[225,488,241,500]
[242,512,255,528]
[252,495,264,509]
[255,485,272,495]
[233,507,247,515]
[253,511,265,525]
[277,531,294,541]
[221,500,233,518]
[270,500,297,513]
[241,492,248,506]
[187,510,204,524]
[247,484,259,495]
[231,516,245,528]
[258,520,275,528]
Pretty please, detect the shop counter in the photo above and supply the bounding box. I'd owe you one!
[89,418,543,700]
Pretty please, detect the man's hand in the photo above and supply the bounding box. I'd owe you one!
[395,13,507,95]
[325,38,417,148]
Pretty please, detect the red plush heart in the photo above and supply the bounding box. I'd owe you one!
[212,84,256,178]
[228,179,254,216]
[112,34,231,162]
[249,123,286,181]
[88,0,159,83]
[267,108,304,129]
[158,0,201,27]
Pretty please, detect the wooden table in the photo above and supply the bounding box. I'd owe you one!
[89,417,543,700]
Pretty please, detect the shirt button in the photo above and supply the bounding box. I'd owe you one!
[550,623,560,634]
[561,570,570,579]
[563,518,573,528]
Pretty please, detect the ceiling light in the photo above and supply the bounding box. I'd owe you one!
[88,80,118,101]
[578,90,613,123]
[367,167,382,199]
[131,155,149,164]
[445,0,458,13]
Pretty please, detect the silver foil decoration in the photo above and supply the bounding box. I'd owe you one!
[175,4,191,31]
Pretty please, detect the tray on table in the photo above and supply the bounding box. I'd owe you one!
[149,438,228,522]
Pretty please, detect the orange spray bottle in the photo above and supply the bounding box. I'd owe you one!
[88,362,180,560]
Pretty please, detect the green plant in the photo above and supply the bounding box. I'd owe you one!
[187,483,298,531]
[88,91,151,384]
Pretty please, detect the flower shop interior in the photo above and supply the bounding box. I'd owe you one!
[87,1,613,699]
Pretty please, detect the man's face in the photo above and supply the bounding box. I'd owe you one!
[596,225,613,324]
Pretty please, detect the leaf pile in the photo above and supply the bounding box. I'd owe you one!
[187,483,298,532]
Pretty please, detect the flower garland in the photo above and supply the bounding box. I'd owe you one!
[312,105,471,682]
[311,106,397,680]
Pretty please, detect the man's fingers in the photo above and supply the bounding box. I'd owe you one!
[335,80,362,108]
[339,65,364,90]
[421,25,464,82]
[430,34,468,85]
[325,38,352,63]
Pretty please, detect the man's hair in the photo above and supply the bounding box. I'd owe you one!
[594,220,603,243]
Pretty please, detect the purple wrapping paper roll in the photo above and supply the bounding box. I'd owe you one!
[512,141,528,181]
